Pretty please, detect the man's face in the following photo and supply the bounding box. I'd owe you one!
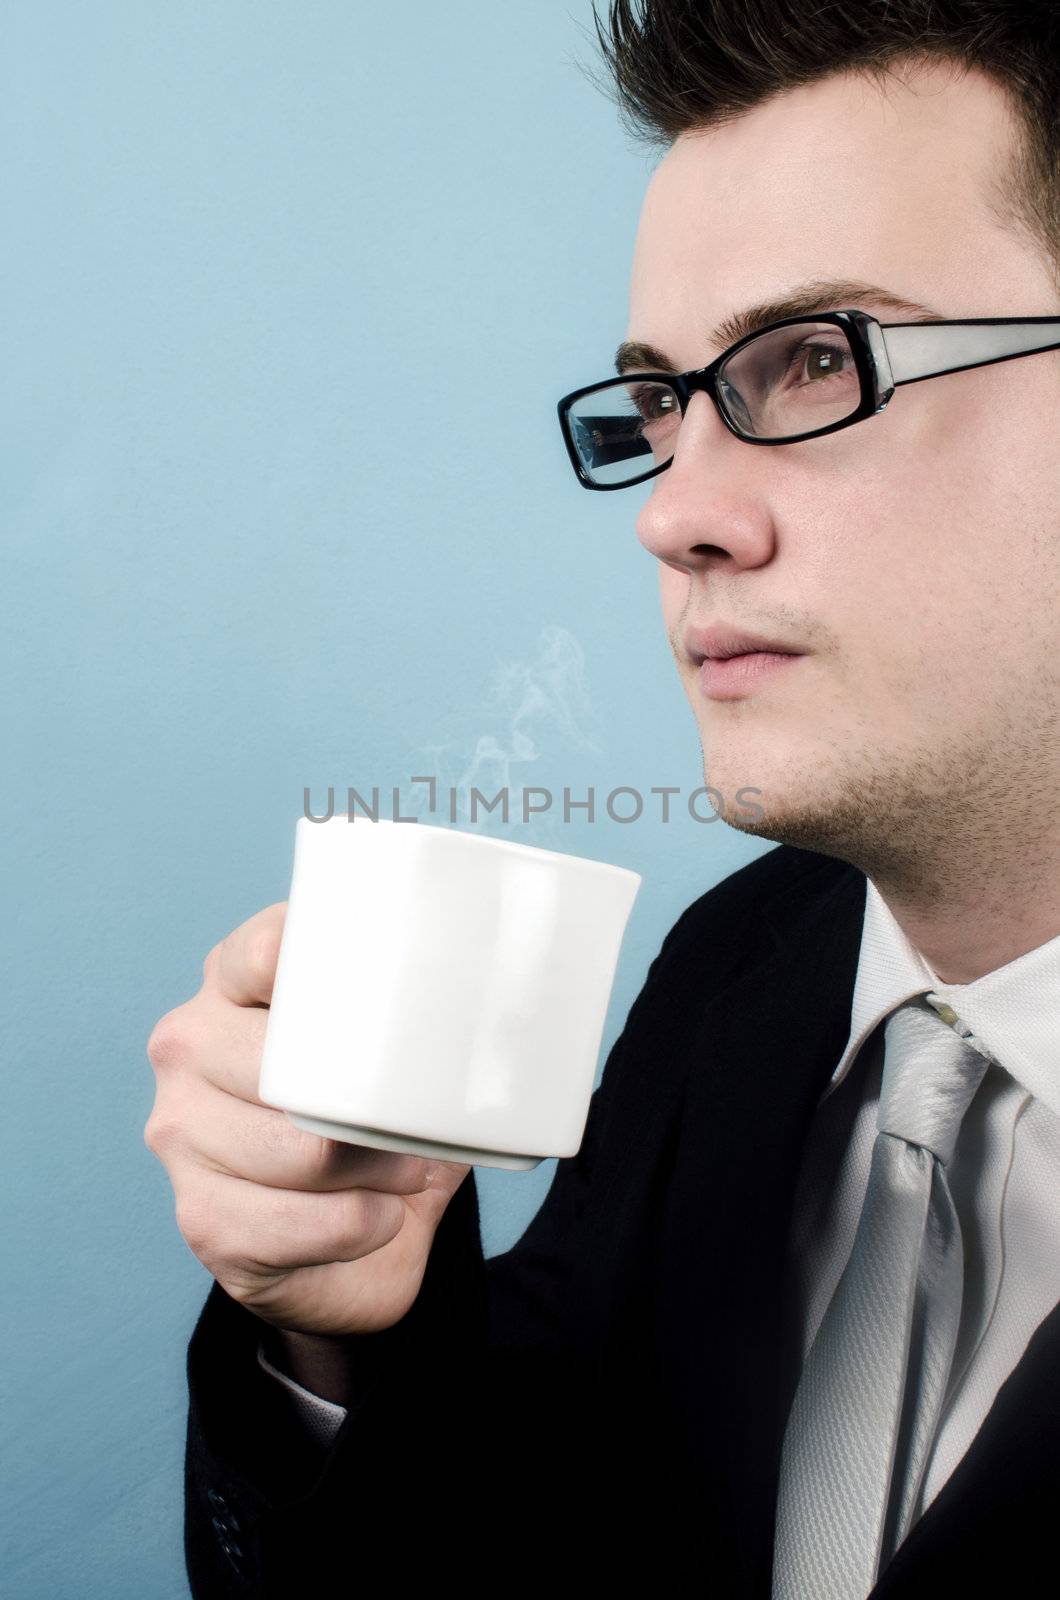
[628,62,1060,882]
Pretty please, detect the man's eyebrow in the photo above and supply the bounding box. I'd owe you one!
[614,278,946,375]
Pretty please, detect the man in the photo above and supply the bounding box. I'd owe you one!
[145,3,1060,1594]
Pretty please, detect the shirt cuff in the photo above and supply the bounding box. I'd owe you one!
[256,1336,348,1448]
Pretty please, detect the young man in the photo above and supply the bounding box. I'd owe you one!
[146,4,1059,1594]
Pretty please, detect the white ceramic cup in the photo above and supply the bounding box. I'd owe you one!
[258,815,642,1170]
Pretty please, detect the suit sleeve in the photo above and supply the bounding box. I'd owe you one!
[182,906,698,1597]
[255,1337,347,1448]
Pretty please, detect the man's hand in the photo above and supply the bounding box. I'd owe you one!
[144,902,472,1339]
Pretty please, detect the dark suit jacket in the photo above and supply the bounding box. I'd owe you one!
[183,843,1060,1597]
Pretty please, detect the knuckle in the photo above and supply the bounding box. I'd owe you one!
[215,925,239,976]
[143,1111,180,1157]
[174,1194,210,1258]
[246,925,283,988]
[146,1011,188,1071]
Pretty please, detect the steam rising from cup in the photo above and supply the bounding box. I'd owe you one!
[398,624,602,844]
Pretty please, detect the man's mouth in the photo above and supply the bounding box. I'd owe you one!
[683,624,807,701]
[684,623,805,663]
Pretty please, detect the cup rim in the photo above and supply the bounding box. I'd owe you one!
[298,814,642,884]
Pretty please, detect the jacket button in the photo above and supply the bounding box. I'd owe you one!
[220,1540,244,1575]
[207,1489,227,1510]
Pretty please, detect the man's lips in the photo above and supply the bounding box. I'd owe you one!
[684,624,805,663]
[696,650,803,700]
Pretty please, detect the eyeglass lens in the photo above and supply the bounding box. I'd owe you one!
[566,319,862,486]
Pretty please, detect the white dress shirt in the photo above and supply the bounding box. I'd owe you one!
[258,872,1060,1524]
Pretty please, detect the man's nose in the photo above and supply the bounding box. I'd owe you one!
[635,389,776,574]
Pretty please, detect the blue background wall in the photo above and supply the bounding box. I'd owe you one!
[3,3,770,1592]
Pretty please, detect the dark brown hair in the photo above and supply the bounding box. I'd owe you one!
[584,0,1060,296]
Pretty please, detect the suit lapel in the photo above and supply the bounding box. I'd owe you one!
[649,852,868,1591]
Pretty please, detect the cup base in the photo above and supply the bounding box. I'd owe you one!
[287,1112,545,1171]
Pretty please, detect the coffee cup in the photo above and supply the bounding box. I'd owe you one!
[258,815,642,1170]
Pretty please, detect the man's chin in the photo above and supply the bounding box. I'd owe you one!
[718,790,883,879]
[711,786,844,855]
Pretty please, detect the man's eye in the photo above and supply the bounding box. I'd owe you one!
[631,384,678,420]
[791,342,852,381]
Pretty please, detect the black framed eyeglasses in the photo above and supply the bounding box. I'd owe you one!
[556,309,1060,491]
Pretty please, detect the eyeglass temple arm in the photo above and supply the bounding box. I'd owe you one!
[879,319,1060,386]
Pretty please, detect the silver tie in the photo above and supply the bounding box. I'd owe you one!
[771,995,994,1599]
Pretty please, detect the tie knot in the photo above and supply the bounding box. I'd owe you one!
[876,996,994,1165]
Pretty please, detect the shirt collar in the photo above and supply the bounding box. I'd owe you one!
[823,875,1060,1118]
